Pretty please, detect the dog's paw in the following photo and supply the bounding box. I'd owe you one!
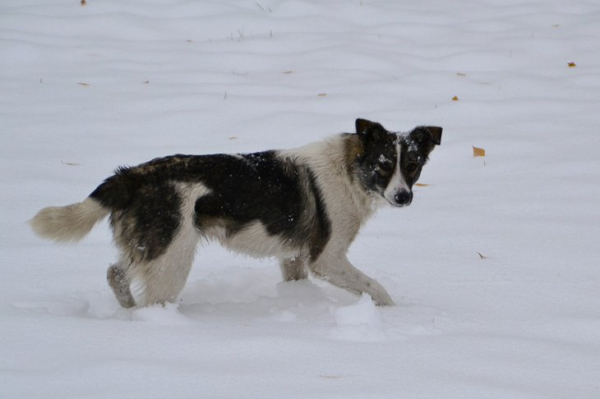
[371,292,395,307]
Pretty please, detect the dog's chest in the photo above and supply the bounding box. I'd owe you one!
[320,178,377,249]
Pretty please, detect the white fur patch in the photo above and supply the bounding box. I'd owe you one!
[285,136,380,252]
[208,221,298,259]
[131,183,210,305]
[383,141,409,205]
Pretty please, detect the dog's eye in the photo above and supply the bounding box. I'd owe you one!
[406,162,418,174]
[377,161,393,175]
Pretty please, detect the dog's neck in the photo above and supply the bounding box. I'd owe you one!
[289,135,382,226]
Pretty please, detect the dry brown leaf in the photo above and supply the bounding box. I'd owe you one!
[318,93,327,97]
[81,0,86,5]
[415,183,431,187]
[568,62,576,68]
[477,252,487,259]
[472,146,486,157]
[452,95,459,101]
[78,82,90,86]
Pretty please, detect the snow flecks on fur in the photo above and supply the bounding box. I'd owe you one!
[6,0,600,397]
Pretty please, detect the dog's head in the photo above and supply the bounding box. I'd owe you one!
[353,118,442,207]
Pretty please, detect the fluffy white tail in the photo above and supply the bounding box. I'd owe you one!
[29,198,110,243]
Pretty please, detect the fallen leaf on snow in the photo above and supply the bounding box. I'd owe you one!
[472,146,486,157]
[61,160,80,166]
[452,95,459,101]
[81,0,86,5]
[78,82,90,86]
[477,252,487,259]
[415,183,431,187]
[568,62,576,68]
[283,71,293,74]
[318,93,327,97]
[229,136,238,140]
[456,73,466,77]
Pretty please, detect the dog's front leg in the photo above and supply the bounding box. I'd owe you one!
[309,252,395,306]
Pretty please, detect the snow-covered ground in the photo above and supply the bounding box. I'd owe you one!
[2,0,600,397]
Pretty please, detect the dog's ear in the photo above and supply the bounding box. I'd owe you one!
[423,126,442,145]
[356,118,387,141]
[410,126,443,146]
[356,118,375,135]
[408,126,443,157]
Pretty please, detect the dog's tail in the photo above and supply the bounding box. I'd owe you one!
[29,198,110,243]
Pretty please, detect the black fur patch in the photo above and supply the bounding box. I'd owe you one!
[193,152,331,260]
[91,160,187,262]
[305,169,330,260]
[90,151,332,262]
[399,126,441,187]
[354,122,399,196]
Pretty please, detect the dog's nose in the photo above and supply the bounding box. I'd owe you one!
[394,190,412,206]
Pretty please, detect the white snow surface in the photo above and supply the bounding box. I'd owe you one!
[2,0,600,397]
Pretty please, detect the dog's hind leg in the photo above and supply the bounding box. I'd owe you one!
[107,262,136,308]
[138,250,196,306]
[136,208,200,306]
[110,183,206,307]
[279,256,308,281]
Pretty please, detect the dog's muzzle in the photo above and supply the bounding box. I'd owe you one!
[391,190,412,207]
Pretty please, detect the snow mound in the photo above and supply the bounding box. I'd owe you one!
[131,303,190,325]
[329,294,387,342]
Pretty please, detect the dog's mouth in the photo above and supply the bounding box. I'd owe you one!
[387,201,411,208]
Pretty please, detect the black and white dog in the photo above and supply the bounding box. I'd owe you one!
[31,119,441,308]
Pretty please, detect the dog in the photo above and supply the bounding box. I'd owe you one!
[30,119,442,308]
